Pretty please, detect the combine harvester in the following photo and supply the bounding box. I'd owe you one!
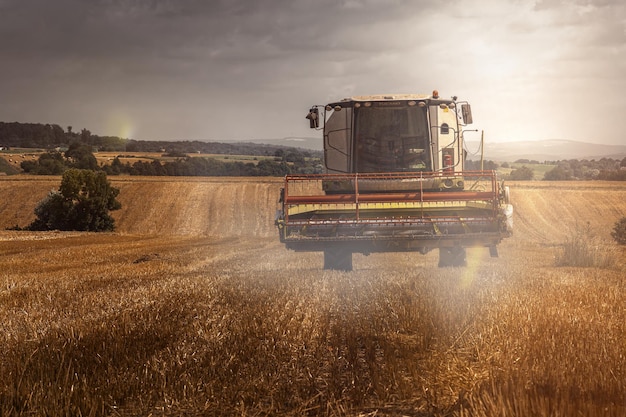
[275,91,513,270]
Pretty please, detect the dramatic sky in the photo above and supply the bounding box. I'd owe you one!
[1,0,625,146]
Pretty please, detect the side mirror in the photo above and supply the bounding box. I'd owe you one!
[461,104,473,124]
[305,107,319,129]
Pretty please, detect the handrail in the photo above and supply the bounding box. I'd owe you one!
[282,171,501,226]
[285,191,495,204]
[284,170,497,181]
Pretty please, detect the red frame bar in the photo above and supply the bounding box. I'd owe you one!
[285,191,495,204]
[282,170,500,224]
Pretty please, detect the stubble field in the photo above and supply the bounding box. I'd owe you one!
[0,176,625,416]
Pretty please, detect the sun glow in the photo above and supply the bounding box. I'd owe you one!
[459,248,492,289]
[106,112,135,140]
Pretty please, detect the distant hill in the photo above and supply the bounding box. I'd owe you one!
[231,137,322,151]
[250,137,626,161]
[466,139,626,162]
[3,120,622,162]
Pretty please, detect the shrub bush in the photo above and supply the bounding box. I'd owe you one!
[611,217,626,245]
[28,169,121,231]
[509,166,534,181]
[556,222,616,268]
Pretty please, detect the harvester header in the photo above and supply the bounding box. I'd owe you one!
[277,91,512,270]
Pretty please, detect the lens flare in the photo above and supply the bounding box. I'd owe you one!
[106,112,135,139]
[458,248,490,288]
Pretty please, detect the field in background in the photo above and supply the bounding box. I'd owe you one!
[497,162,557,180]
[0,177,625,416]
[94,151,280,167]
[0,150,280,171]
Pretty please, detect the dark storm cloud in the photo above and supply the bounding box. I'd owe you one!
[0,0,440,99]
[1,0,442,65]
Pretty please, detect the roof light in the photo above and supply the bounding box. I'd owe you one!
[408,101,416,106]
[364,102,372,107]
[432,90,439,99]
[354,103,361,108]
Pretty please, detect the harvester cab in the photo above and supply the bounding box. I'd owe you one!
[276,91,512,271]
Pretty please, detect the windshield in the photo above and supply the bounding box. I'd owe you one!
[354,105,431,172]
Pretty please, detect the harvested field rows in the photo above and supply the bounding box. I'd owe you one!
[508,181,626,244]
[0,176,625,416]
[111,177,281,237]
[2,176,625,243]
[0,176,282,237]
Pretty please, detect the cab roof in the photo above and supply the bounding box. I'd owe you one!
[328,92,456,107]
[340,94,432,102]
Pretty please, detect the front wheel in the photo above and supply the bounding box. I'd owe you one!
[438,247,467,267]
[324,248,353,271]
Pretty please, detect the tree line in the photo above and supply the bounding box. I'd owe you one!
[2,122,322,176]
[467,157,626,181]
[17,144,321,177]
[102,156,314,177]
[0,121,321,157]
[3,121,625,179]
[0,122,126,151]
[541,158,626,181]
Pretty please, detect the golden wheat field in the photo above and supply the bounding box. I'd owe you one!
[0,175,625,416]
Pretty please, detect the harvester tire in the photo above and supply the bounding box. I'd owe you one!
[438,247,466,268]
[324,248,353,271]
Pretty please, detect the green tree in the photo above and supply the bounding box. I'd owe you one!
[611,217,626,245]
[65,142,98,170]
[80,128,92,145]
[21,152,66,175]
[29,169,121,231]
[544,166,572,180]
[509,166,534,180]
[465,159,499,170]
[285,151,305,164]
[107,157,123,175]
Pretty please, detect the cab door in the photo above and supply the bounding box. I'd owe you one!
[324,107,353,173]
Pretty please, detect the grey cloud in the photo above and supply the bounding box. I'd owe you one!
[1,0,440,73]
[0,0,624,144]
